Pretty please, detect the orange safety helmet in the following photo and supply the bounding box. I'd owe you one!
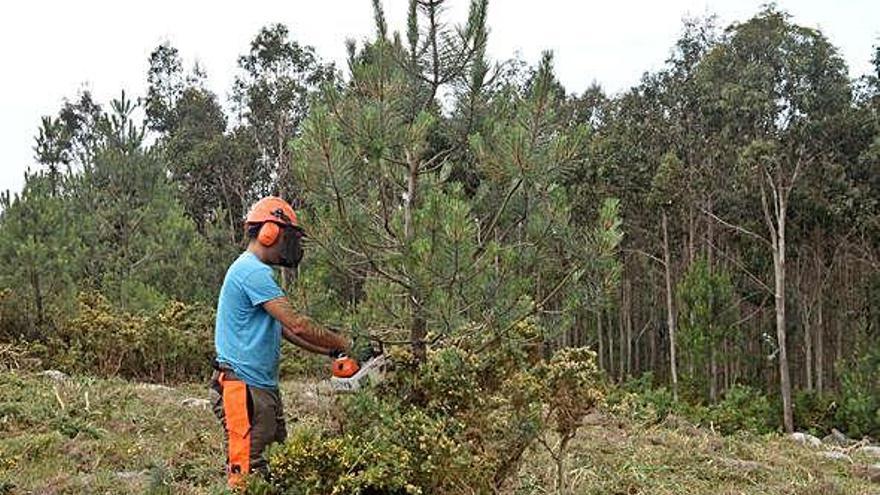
[245,197,305,268]
[245,197,299,246]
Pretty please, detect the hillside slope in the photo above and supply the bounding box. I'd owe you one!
[0,371,877,494]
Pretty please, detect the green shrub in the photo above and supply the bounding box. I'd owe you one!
[134,299,215,382]
[705,385,776,435]
[16,292,214,383]
[266,400,468,494]
[0,290,29,342]
[2,289,333,383]
[606,373,681,424]
[834,348,880,438]
[793,390,837,436]
[611,378,777,435]
[258,321,606,494]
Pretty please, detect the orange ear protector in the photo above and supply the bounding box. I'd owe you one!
[256,207,298,246]
[257,222,281,246]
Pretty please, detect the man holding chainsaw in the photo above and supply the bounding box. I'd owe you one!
[210,196,350,486]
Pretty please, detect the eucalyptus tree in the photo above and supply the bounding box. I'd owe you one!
[233,24,335,198]
[699,6,852,431]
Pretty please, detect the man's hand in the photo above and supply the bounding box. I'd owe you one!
[263,297,349,354]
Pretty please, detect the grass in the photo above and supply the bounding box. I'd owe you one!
[0,371,224,494]
[0,370,877,494]
[515,415,880,494]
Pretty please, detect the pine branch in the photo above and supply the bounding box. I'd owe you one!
[474,176,524,258]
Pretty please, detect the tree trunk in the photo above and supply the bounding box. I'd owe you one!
[404,151,425,361]
[796,251,816,393]
[773,210,794,433]
[816,291,824,394]
[608,309,616,381]
[618,285,625,381]
[804,310,813,392]
[662,210,679,400]
[687,206,696,265]
[410,295,427,361]
[554,434,574,495]
[710,344,718,403]
[625,277,633,377]
[723,337,731,392]
[705,200,717,402]
[645,276,652,376]
[650,316,658,378]
[834,309,842,391]
[597,310,605,371]
[404,152,417,239]
[759,163,795,432]
[705,198,715,269]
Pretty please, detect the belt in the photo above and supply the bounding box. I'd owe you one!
[212,359,241,382]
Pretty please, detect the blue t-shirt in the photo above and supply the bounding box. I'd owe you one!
[214,251,285,389]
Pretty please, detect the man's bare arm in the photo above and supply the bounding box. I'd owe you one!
[281,325,332,355]
[263,297,348,352]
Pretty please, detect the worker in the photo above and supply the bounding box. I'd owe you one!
[209,196,349,487]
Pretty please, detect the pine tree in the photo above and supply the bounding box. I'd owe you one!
[292,1,620,362]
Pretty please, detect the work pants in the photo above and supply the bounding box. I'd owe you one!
[209,370,287,486]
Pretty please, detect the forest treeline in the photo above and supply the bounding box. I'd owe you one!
[1,1,879,440]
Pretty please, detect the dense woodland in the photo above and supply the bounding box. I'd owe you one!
[2,0,880,447]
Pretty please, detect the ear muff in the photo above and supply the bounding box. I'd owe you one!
[257,222,280,246]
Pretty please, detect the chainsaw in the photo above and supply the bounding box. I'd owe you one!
[330,337,388,393]
[329,332,440,393]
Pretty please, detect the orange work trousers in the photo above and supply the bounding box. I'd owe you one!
[209,369,287,487]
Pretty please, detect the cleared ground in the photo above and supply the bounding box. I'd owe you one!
[0,371,877,494]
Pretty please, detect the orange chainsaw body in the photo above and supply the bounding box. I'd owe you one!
[332,356,360,378]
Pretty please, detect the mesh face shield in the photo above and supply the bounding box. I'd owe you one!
[277,224,305,269]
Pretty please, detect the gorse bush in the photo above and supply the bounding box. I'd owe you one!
[4,292,215,383]
[257,321,606,494]
[540,346,606,491]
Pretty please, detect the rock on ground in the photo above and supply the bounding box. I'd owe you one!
[181,397,211,409]
[791,432,823,448]
[823,428,855,447]
[821,451,852,462]
[38,369,69,381]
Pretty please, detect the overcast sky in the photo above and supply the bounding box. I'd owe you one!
[1,0,877,196]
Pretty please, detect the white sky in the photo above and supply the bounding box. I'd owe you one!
[1,0,877,196]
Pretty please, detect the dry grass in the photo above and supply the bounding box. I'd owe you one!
[514,414,880,494]
[1,371,877,494]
